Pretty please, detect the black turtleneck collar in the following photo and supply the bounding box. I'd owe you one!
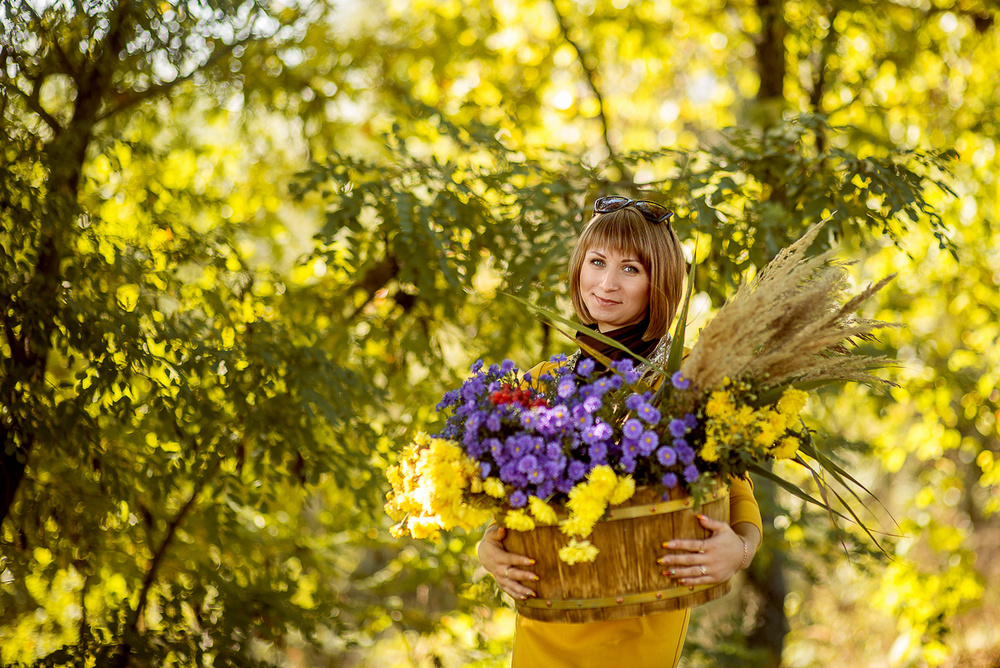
[575,313,659,372]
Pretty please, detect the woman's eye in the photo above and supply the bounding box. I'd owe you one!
[589,258,605,267]
[623,265,639,274]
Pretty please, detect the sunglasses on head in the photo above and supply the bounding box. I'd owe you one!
[594,195,674,224]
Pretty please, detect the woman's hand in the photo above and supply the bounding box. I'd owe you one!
[477,524,538,600]
[657,515,760,588]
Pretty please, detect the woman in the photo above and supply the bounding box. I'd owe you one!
[477,196,763,667]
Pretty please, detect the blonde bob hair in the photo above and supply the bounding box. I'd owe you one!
[568,206,687,342]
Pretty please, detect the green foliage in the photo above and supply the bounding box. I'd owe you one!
[2,0,998,665]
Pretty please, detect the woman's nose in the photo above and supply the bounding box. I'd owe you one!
[600,273,619,290]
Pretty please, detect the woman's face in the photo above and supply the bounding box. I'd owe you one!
[579,247,651,332]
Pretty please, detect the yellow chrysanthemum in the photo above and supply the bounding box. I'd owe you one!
[734,405,756,429]
[483,477,505,498]
[754,419,780,449]
[558,538,599,564]
[407,517,442,540]
[504,508,536,532]
[567,484,607,521]
[529,496,559,525]
[778,388,808,418]
[609,475,636,505]
[700,437,719,462]
[771,436,800,459]
[559,512,598,537]
[705,390,733,418]
[587,465,617,495]
[384,433,498,539]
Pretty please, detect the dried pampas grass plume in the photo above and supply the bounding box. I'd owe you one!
[681,218,899,391]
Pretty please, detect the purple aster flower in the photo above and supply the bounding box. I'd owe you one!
[588,441,607,461]
[480,462,492,478]
[683,413,699,430]
[489,439,505,459]
[638,430,659,456]
[620,455,637,473]
[583,396,601,413]
[623,441,640,458]
[662,472,679,489]
[576,358,596,377]
[500,359,516,374]
[557,377,576,399]
[470,359,484,374]
[506,435,530,458]
[676,442,696,465]
[668,418,688,438]
[467,440,487,458]
[671,371,691,390]
[536,479,556,498]
[556,477,576,493]
[544,456,567,479]
[637,403,661,424]
[547,404,569,428]
[656,446,677,466]
[550,353,568,363]
[571,405,593,431]
[625,394,645,411]
[583,421,612,444]
[520,411,539,430]
[500,462,518,483]
[509,490,528,508]
[623,418,644,440]
[683,464,700,484]
[608,375,623,389]
[566,460,587,481]
[610,358,634,374]
[486,413,501,431]
[488,363,500,376]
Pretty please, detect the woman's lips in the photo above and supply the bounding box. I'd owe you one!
[593,295,620,307]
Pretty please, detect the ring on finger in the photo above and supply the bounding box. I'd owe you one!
[699,565,706,575]
[504,566,511,578]
[698,541,706,554]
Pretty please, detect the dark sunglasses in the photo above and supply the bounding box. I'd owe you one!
[594,195,673,224]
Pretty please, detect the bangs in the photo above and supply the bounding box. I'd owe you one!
[576,208,654,265]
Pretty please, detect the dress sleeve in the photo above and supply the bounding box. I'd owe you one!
[729,475,763,534]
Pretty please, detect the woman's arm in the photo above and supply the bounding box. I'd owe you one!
[477,524,538,600]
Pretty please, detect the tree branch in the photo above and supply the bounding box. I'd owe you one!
[548,0,628,176]
[114,460,220,668]
[0,79,63,132]
[96,36,247,124]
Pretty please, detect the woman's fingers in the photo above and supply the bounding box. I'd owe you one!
[477,524,539,599]
[695,513,730,532]
[501,564,539,599]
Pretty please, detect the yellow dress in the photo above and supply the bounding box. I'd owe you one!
[511,360,764,668]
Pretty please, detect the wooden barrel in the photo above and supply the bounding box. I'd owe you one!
[502,482,731,623]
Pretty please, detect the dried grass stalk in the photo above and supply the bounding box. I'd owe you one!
[681,220,899,392]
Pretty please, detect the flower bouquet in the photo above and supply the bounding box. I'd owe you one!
[385,221,896,620]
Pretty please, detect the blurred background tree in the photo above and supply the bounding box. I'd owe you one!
[1,0,996,666]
